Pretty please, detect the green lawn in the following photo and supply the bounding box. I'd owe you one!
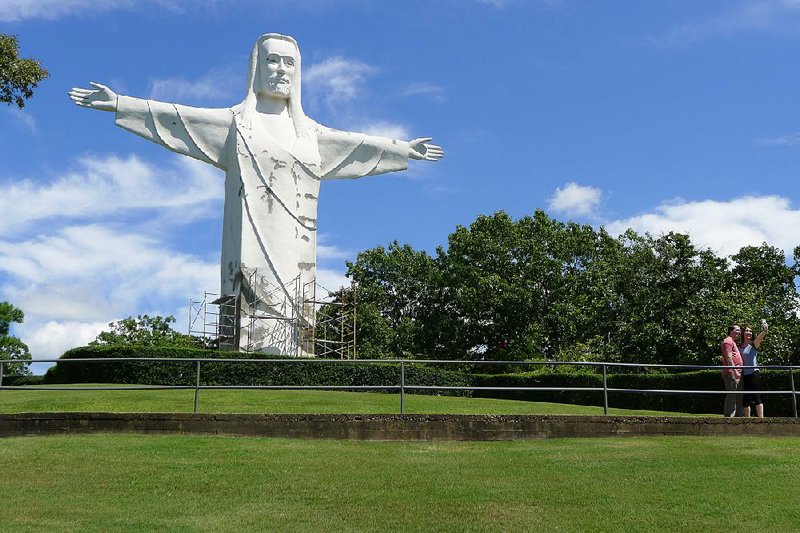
[0,434,797,531]
[0,385,707,416]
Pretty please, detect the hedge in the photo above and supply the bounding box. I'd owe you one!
[44,345,472,397]
[38,346,800,416]
[473,369,800,417]
[0,375,46,386]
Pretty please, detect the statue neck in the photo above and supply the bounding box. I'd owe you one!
[252,94,297,152]
[256,94,291,117]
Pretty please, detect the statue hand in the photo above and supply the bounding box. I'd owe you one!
[69,82,118,112]
[408,137,444,162]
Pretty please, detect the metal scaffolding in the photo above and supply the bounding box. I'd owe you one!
[300,279,357,359]
[188,291,236,350]
[189,271,356,358]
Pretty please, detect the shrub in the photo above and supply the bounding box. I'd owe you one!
[44,346,473,396]
[42,346,800,416]
[1,374,45,386]
[473,369,800,416]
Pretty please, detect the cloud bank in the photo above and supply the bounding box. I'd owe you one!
[547,183,800,257]
[0,154,222,235]
[606,195,800,257]
[0,153,223,360]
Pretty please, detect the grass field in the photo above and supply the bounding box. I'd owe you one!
[1,434,797,531]
[0,386,709,416]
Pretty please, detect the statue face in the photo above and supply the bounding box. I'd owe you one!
[257,38,297,99]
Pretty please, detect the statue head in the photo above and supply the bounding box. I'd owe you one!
[241,34,306,120]
[255,35,298,100]
[239,33,319,165]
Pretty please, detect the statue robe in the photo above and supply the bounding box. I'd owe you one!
[115,96,409,353]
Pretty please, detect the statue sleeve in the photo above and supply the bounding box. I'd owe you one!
[115,96,233,170]
[316,128,409,180]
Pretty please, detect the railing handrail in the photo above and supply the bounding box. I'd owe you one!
[1,357,797,417]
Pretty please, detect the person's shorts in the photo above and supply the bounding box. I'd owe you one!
[742,371,763,408]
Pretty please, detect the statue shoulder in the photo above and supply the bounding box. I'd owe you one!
[172,103,235,127]
[304,118,327,137]
[314,122,367,141]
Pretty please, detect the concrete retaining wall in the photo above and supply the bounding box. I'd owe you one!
[2,413,800,440]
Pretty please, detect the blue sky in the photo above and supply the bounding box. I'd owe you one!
[2,0,800,365]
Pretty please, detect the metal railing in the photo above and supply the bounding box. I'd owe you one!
[0,358,797,417]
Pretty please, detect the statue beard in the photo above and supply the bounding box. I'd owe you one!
[266,79,292,98]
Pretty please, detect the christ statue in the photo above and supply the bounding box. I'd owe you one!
[69,33,443,354]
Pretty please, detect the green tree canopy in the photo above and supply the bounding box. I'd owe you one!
[345,242,439,357]
[91,315,199,348]
[0,301,31,375]
[347,210,800,366]
[0,33,48,108]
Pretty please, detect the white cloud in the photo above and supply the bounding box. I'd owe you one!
[0,224,199,283]
[302,55,428,147]
[548,182,603,217]
[649,0,800,46]
[315,267,350,294]
[304,56,377,110]
[0,224,218,315]
[0,154,223,234]
[148,66,243,105]
[756,133,800,146]
[0,107,37,133]
[316,235,350,260]
[605,195,800,256]
[0,223,218,359]
[0,151,223,362]
[16,320,109,360]
[352,121,410,141]
[315,235,351,297]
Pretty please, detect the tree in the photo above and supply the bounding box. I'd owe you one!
[440,210,554,360]
[346,209,800,367]
[0,301,32,375]
[609,231,731,365]
[438,210,626,361]
[0,33,48,108]
[346,242,439,357]
[90,315,200,348]
[727,244,800,365]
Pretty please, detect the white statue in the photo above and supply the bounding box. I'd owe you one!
[69,33,443,354]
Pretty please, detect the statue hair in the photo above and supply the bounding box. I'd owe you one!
[237,33,320,165]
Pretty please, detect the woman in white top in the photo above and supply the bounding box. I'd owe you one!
[739,321,768,418]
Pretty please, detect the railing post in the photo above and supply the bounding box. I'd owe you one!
[193,360,201,414]
[602,364,609,416]
[400,361,405,415]
[790,368,798,419]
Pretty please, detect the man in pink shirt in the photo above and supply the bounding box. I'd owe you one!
[721,324,744,417]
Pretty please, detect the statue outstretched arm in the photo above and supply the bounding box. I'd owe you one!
[69,83,233,170]
[317,128,444,180]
